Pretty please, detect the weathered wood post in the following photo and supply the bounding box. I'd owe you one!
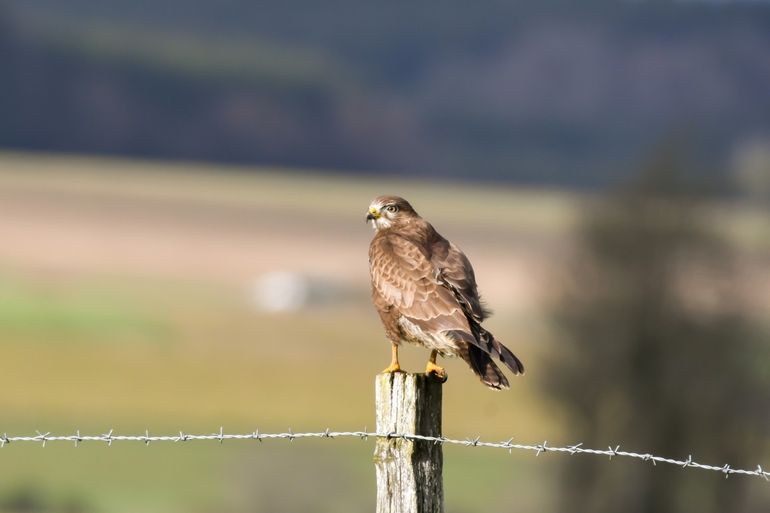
[374,372,444,513]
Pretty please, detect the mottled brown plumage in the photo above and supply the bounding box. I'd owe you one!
[367,195,524,390]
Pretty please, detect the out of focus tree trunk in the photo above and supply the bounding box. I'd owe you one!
[544,147,770,513]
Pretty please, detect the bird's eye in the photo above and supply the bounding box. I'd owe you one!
[385,205,399,213]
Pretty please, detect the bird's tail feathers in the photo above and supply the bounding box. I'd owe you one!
[498,342,525,375]
[448,327,524,389]
[470,324,525,376]
[461,344,510,390]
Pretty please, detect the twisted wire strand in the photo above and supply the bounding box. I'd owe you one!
[1,429,767,481]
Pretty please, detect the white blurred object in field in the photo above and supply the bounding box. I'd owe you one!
[252,271,310,312]
[251,271,359,312]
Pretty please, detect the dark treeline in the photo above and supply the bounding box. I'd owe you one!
[2,0,770,186]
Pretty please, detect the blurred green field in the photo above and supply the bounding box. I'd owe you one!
[0,152,768,513]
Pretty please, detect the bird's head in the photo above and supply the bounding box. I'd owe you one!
[366,196,418,230]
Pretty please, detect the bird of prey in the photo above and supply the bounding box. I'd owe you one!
[366,195,524,390]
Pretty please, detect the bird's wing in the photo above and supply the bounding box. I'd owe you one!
[431,239,490,322]
[431,237,524,377]
[369,233,470,332]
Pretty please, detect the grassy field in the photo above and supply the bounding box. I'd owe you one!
[0,152,768,513]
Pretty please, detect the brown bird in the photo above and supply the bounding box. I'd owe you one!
[366,195,524,390]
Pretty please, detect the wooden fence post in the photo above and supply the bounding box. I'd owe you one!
[374,372,444,513]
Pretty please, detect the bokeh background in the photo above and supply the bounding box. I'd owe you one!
[1,1,770,512]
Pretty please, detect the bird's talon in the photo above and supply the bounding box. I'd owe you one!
[381,363,403,374]
[425,362,448,382]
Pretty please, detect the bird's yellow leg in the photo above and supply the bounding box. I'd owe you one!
[425,350,447,381]
[381,343,403,373]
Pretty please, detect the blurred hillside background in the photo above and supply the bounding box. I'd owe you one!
[3,0,770,185]
[1,1,770,513]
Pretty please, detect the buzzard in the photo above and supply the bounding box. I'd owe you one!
[366,195,524,390]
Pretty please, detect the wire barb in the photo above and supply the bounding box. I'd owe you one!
[0,429,767,482]
[568,443,582,455]
[35,431,50,448]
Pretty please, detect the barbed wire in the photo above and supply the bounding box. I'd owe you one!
[1,428,768,481]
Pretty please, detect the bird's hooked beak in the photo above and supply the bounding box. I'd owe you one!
[366,206,380,223]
